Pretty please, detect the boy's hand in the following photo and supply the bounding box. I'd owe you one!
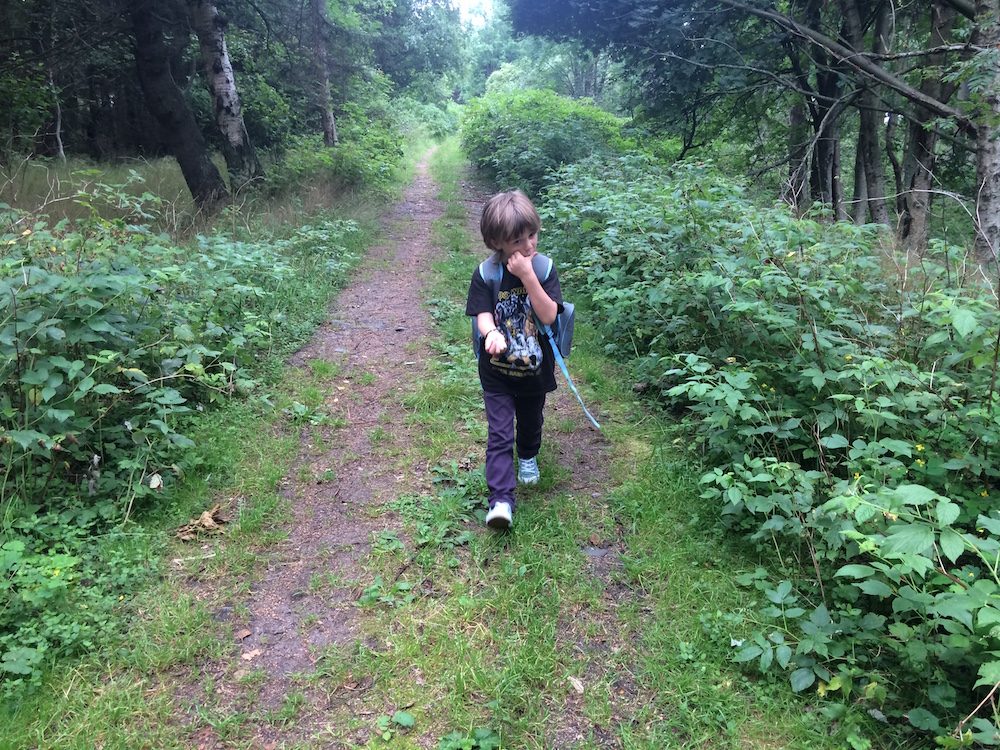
[505,249,536,281]
[484,329,507,355]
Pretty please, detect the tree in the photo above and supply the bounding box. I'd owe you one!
[970,0,999,263]
[508,0,996,260]
[310,0,340,146]
[189,0,262,189]
[130,0,229,211]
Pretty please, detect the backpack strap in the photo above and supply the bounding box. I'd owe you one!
[535,316,602,431]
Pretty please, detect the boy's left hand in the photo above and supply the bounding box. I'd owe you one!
[505,250,536,281]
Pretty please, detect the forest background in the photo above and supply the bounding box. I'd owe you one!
[2,0,1000,747]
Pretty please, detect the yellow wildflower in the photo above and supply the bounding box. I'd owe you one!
[853,472,861,480]
[915,444,924,452]
[844,354,853,361]
[981,490,989,497]
[915,458,925,467]
[52,568,61,577]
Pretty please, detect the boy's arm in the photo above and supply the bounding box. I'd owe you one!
[506,252,558,325]
[476,311,497,337]
[476,312,507,355]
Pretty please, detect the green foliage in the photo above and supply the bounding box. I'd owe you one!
[393,97,462,140]
[460,89,627,195]
[437,728,501,750]
[0,196,363,693]
[0,62,50,156]
[265,95,404,197]
[540,154,1000,742]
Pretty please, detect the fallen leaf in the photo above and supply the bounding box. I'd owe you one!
[241,649,261,661]
[175,504,227,540]
[568,676,584,694]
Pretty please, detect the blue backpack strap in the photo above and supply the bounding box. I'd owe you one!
[537,318,601,431]
[473,257,503,358]
[531,253,552,283]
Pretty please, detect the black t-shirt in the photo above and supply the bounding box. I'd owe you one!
[465,260,563,396]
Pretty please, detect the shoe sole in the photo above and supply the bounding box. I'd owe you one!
[486,510,512,530]
[486,516,511,530]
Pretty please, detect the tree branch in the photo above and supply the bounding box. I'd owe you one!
[939,0,977,21]
[864,43,985,61]
[716,0,977,135]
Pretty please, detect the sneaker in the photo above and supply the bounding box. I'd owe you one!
[517,457,540,486]
[485,501,513,530]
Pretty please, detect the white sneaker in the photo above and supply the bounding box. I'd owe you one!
[517,457,540,485]
[485,501,513,530]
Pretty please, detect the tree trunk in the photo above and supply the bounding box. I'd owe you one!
[972,0,1000,265]
[130,0,228,212]
[49,69,65,162]
[899,2,958,252]
[843,0,891,225]
[189,0,261,190]
[310,0,338,146]
[833,131,847,220]
[785,98,810,214]
[852,143,867,223]
[885,113,905,217]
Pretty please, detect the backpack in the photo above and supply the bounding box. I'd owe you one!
[470,253,574,359]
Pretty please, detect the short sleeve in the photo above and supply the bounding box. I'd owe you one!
[466,267,493,317]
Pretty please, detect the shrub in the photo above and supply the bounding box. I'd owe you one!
[264,104,404,197]
[460,89,626,196]
[393,96,461,140]
[0,197,362,692]
[541,153,1000,745]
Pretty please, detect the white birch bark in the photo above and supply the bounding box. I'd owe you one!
[189,0,261,188]
[311,0,339,146]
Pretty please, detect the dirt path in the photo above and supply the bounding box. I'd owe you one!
[180,151,620,748]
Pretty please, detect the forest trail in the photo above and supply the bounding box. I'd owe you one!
[176,150,621,748]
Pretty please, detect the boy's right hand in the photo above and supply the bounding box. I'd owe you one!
[484,329,507,355]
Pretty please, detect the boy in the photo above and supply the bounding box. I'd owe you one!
[466,190,563,530]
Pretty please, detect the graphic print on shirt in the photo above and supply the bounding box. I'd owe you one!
[491,285,543,376]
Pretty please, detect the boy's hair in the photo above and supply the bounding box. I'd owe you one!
[480,190,541,252]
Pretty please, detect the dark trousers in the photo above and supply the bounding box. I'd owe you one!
[483,390,546,510]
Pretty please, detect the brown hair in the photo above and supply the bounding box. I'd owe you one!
[480,189,541,253]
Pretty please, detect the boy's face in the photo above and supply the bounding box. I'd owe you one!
[497,230,538,261]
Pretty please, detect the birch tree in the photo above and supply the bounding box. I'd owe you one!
[189,0,262,189]
[310,0,339,146]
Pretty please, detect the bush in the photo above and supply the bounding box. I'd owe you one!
[393,96,462,140]
[0,198,362,692]
[460,89,627,196]
[541,153,1000,745]
[264,104,404,197]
